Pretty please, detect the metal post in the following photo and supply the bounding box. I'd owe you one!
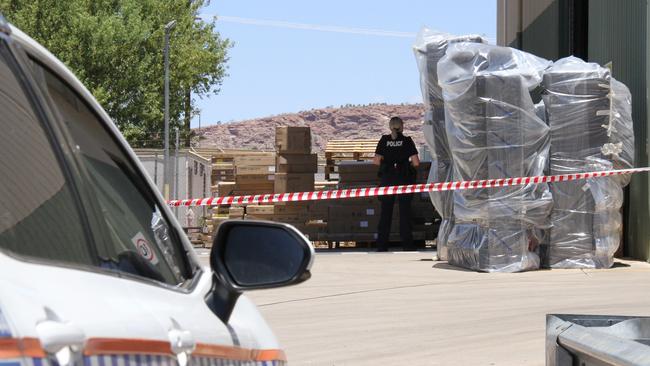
[163,20,176,200]
[174,127,180,216]
[175,127,180,198]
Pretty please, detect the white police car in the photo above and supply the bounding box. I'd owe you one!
[0,16,313,366]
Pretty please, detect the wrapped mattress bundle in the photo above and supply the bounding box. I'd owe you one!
[542,57,634,268]
[437,43,554,272]
[413,28,486,260]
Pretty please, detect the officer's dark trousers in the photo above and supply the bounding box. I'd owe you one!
[377,175,414,250]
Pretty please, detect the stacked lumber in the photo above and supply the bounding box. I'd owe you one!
[244,201,329,240]
[337,161,379,188]
[196,149,274,246]
[233,154,276,195]
[193,148,275,186]
[275,127,316,193]
[202,206,231,248]
[195,139,439,249]
[322,161,439,246]
[315,181,338,191]
[211,181,235,197]
[228,206,245,219]
[267,127,317,237]
[324,139,377,180]
[214,127,323,240]
[212,161,235,182]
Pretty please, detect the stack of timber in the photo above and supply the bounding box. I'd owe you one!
[275,127,316,193]
[268,126,326,236]
[194,148,274,246]
[193,148,274,186]
[196,138,439,248]
[324,139,377,180]
[322,161,439,246]
[337,161,379,188]
[202,206,231,247]
[233,154,276,195]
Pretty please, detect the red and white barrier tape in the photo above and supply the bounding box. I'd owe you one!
[167,167,650,207]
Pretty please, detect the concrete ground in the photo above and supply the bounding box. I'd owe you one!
[202,251,650,365]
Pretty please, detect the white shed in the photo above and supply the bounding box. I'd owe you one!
[134,148,211,226]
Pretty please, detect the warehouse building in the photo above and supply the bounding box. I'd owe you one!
[497,0,650,262]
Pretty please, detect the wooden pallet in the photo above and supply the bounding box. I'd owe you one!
[315,180,338,191]
[324,139,378,180]
[192,148,275,165]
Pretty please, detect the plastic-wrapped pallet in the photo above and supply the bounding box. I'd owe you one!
[413,28,486,260]
[437,43,553,272]
[542,57,634,268]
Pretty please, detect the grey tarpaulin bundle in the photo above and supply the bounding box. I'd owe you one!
[414,28,635,272]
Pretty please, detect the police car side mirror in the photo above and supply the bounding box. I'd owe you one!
[205,220,314,323]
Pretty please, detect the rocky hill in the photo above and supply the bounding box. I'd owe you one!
[195,103,426,153]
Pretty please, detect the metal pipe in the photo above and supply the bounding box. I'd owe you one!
[557,324,650,365]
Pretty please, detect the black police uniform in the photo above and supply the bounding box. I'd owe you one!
[374,133,418,251]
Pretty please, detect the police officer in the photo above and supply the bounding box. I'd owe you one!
[373,116,420,252]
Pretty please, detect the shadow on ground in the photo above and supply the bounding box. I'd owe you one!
[432,262,477,272]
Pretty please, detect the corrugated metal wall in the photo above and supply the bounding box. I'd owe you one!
[497,0,561,59]
[497,0,650,262]
[589,0,650,261]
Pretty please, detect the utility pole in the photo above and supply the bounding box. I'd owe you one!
[163,19,176,200]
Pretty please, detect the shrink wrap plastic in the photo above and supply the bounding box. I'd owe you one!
[415,34,635,271]
[542,57,634,268]
[414,28,486,260]
[437,43,553,272]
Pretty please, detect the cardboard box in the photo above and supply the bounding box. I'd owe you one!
[245,205,276,215]
[228,207,245,219]
[213,182,236,196]
[236,165,276,175]
[233,183,274,191]
[276,154,317,173]
[338,172,379,183]
[327,219,377,234]
[274,173,314,193]
[274,203,310,215]
[232,172,275,195]
[276,127,311,154]
[338,161,378,174]
[276,164,316,174]
[235,174,275,185]
[244,204,310,216]
[232,187,274,195]
[329,204,380,218]
[332,197,379,206]
[235,155,276,166]
[245,214,306,225]
[302,221,328,236]
[307,201,329,220]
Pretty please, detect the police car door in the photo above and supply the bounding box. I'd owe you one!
[17,35,285,366]
[0,30,179,366]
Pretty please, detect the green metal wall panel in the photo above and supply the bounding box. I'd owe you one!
[589,0,649,262]
[508,0,562,59]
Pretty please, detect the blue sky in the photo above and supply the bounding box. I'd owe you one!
[193,0,496,127]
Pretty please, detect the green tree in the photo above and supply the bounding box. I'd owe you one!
[1,0,230,147]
